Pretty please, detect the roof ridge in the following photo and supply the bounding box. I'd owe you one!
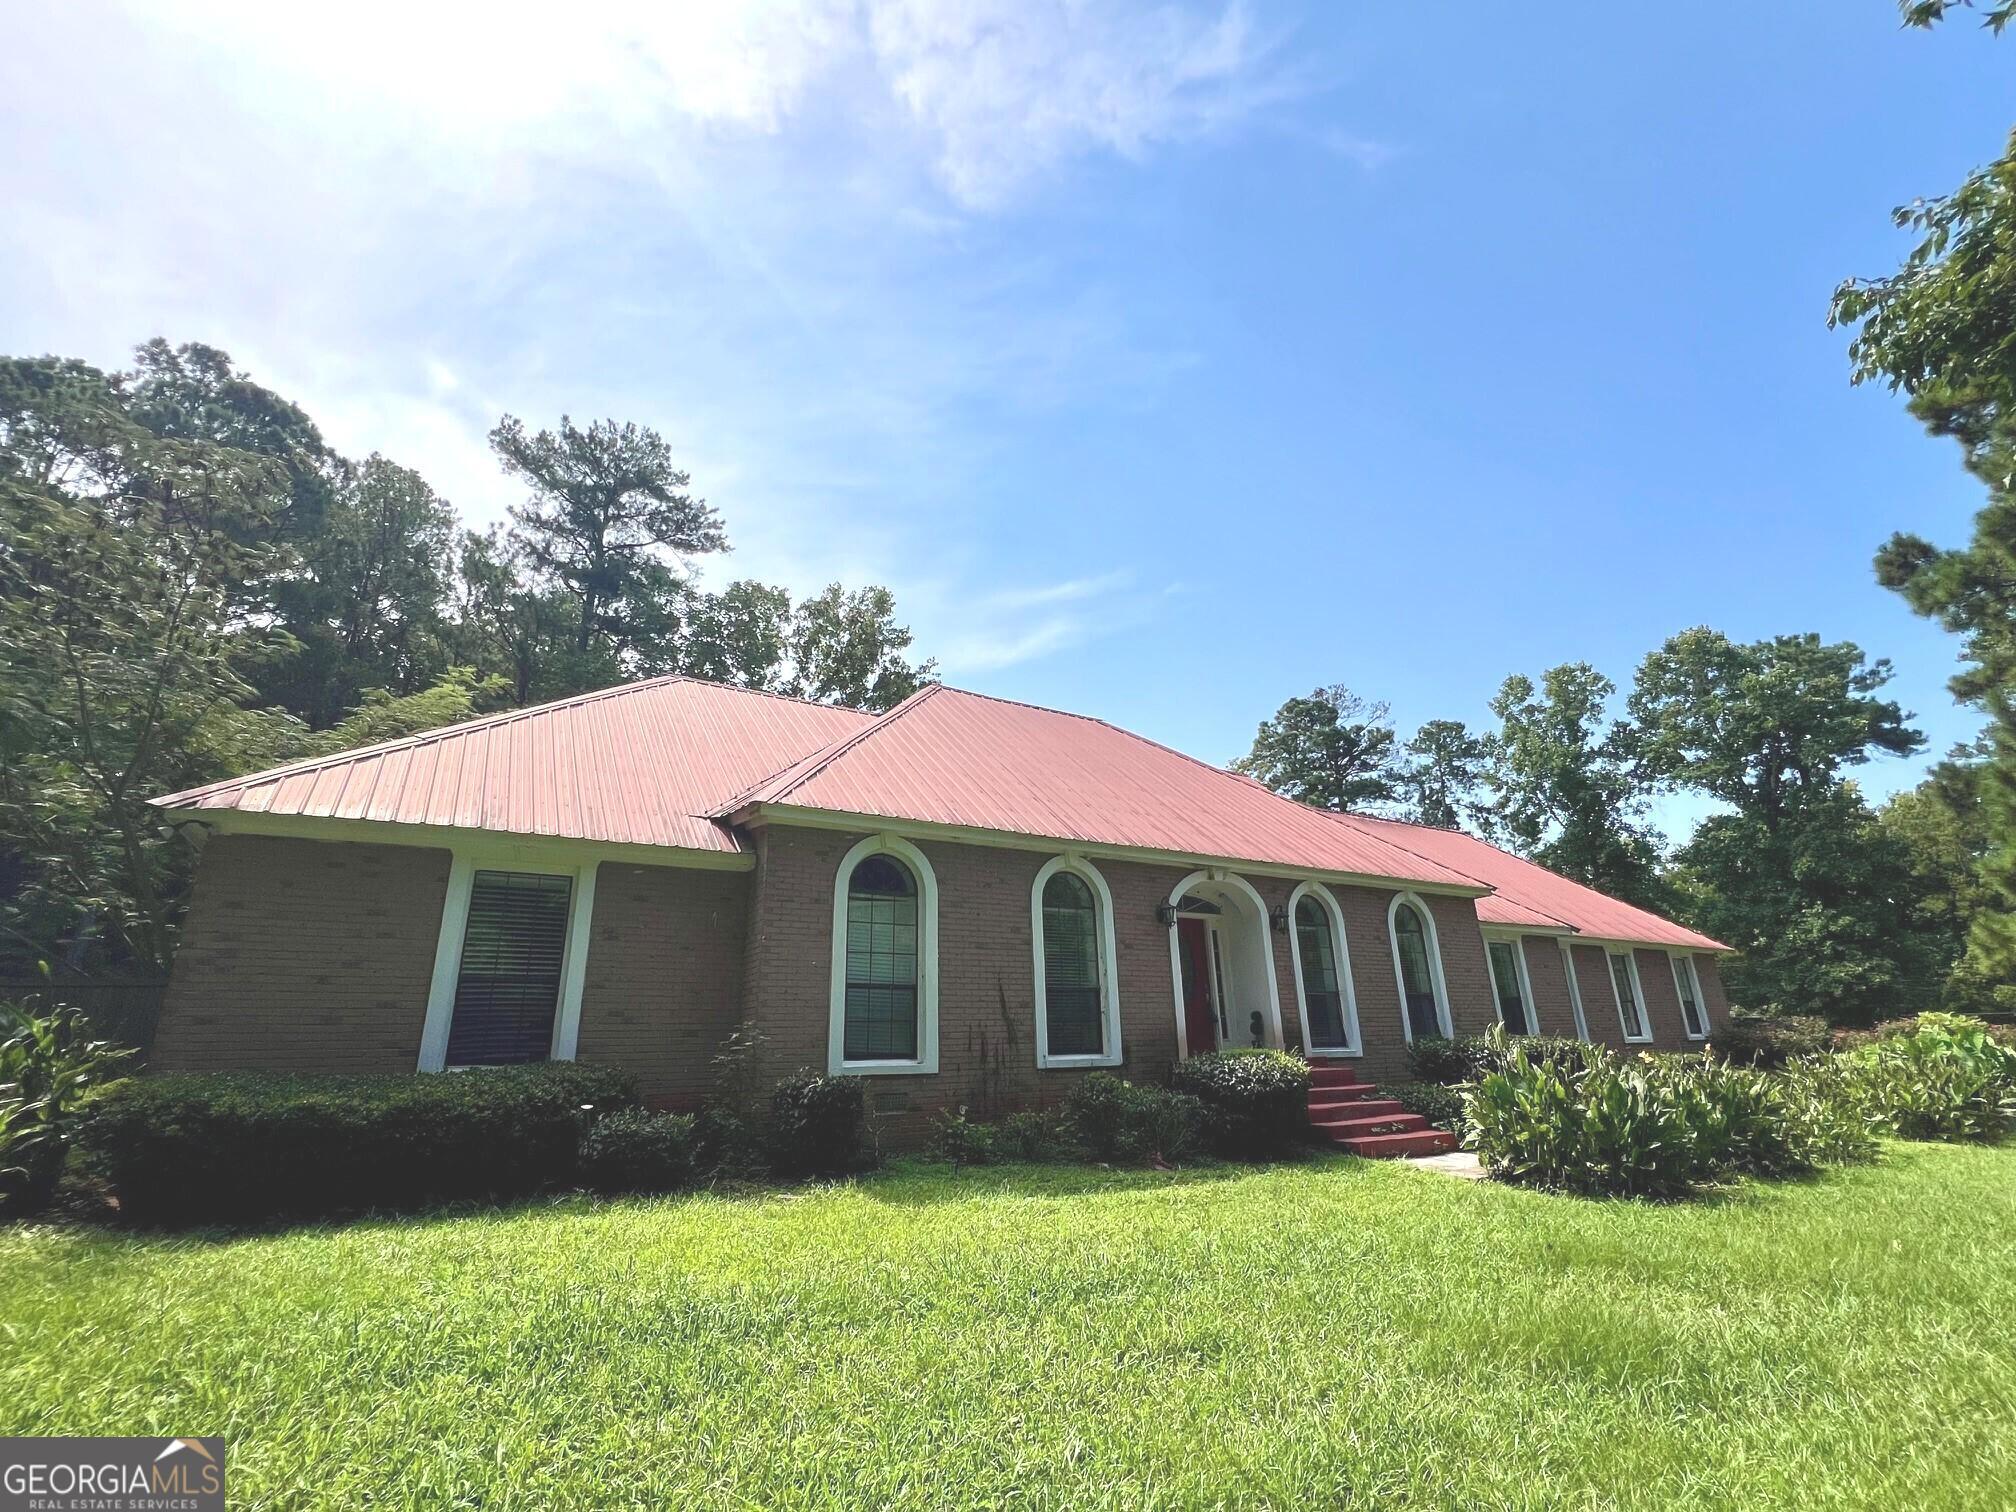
[1312,806,1502,898]
[716,682,947,813]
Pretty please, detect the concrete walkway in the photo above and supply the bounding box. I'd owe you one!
[1403,1150,1487,1180]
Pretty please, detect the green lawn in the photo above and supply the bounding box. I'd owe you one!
[5,1146,2015,1510]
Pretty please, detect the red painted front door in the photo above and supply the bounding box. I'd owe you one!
[1177,917,1218,1055]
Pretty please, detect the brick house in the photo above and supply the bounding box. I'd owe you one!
[151,677,1731,1156]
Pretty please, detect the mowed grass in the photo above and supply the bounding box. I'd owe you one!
[4,1146,2015,1510]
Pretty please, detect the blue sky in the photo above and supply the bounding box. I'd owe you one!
[2,2,2007,844]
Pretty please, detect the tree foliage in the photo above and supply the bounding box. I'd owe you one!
[1486,664,1663,907]
[1231,686,1403,812]
[1401,719,1494,832]
[0,343,938,974]
[1630,631,1937,1024]
[1831,72,2016,989]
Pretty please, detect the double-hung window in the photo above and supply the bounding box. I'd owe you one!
[1671,954,1708,1040]
[1485,937,1536,1035]
[1033,859,1122,1066]
[1609,949,1651,1042]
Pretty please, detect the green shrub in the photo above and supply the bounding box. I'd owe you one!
[1773,1057,1880,1169]
[994,1109,1071,1162]
[928,1107,998,1166]
[1409,1031,1596,1086]
[768,1071,870,1179]
[0,1001,133,1215]
[1466,1049,1703,1199]
[691,1106,765,1179]
[76,1062,635,1226]
[1711,1014,1831,1069]
[578,1108,697,1194]
[1169,1049,1309,1158]
[1062,1073,1203,1165]
[1843,1013,2016,1143]
[1388,1081,1465,1131]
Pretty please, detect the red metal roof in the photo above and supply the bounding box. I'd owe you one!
[1341,813,1729,951]
[156,675,1726,948]
[724,685,1487,890]
[154,677,873,855]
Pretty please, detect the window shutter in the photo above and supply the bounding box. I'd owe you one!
[445,870,573,1066]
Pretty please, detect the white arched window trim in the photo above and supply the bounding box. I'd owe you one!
[1559,940,1593,1042]
[1386,891,1454,1043]
[1286,881,1361,1057]
[1481,929,1541,1034]
[1030,855,1124,1069]
[828,833,940,1076]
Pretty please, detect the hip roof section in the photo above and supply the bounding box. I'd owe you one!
[153,676,874,855]
[154,674,1728,949]
[722,684,1488,891]
[1343,812,1729,952]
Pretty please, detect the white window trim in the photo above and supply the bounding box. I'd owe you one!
[1559,940,1592,1043]
[1387,891,1454,1043]
[1482,930,1540,1035]
[1286,881,1361,1057]
[1163,869,1286,1059]
[1607,948,1652,1044]
[1669,952,1709,1041]
[1031,855,1124,1069]
[419,848,600,1073]
[828,833,940,1076]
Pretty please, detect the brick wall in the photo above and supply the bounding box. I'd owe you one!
[738,823,1524,1130]
[154,834,451,1073]
[575,862,750,1109]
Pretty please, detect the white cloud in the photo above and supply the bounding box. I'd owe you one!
[0,0,1309,675]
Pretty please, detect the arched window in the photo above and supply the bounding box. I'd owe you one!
[1032,857,1121,1067]
[829,836,938,1073]
[1288,883,1359,1055]
[1388,894,1450,1042]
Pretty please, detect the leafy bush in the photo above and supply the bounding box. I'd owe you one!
[1466,1049,1703,1198]
[0,1001,133,1215]
[1842,1013,2016,1143]
[1467,1045,1877,1198]
[1710,1014,1831,1069]
[76,1062,635,1226]
[1409,1031,1596,1086]
[1062,1073,1203,1166]
[768,1071,870,1179]
[1834,1014,2016,1054]
[1388,1081,1465,1132]
[928,1107,998,1166]
[994,1110,1071,1162]
[1169,1049,1309,1158]
[578,1108,697,1194]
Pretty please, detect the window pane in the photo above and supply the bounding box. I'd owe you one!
[1610,953,1647,1038]
[845,857,920,1059]
[1296,896,1348,1049]
[447,870,572,1066]
[1674,958,1706,1037]
[1488,940,1531,1034]
[1394,903,1440,1039]
[1042,869,1104,1056]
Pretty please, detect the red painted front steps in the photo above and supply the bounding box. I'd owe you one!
[1308,1064,1458,1158]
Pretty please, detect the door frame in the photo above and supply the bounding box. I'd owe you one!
[1164,869,1285,1059]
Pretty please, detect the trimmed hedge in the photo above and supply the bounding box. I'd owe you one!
[77,1063,636,1226]
[579,1108,697,1194]
[1170,1049,1309,1158]
[1710,1014,1830,1069]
